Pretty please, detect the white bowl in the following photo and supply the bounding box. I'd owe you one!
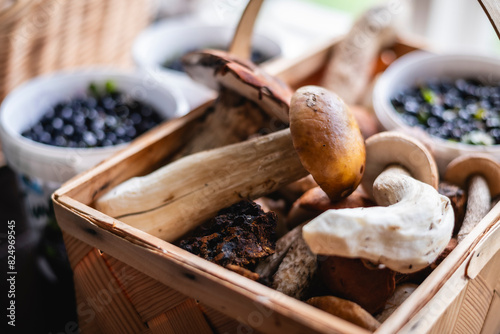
[0,68,189,184]
[373,51,500,174]
[132,21,283,109]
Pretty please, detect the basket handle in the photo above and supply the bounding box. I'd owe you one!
[228,0,264,59]
[478,0,500,40]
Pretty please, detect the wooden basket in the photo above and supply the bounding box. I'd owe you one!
[52,38,500,334]
[0,0,155,102]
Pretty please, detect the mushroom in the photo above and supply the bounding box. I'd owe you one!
[317,256,396,315]
[286,187,375,229]
[438,182,466,235]
[254,222,306,280]
[444,154,500,243]
[302,132,455,273]
[176,49,292,157]
[321,4,398,105]
[306,296,381,331]
[95,86,365,242]
[290,85,365,202]
[376,284,418,323]
[271,229,317,299]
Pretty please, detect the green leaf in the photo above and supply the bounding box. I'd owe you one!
[89,82,99,96]
[474,108,486,120]
[105,80,117,94]
[417,110,429,124]
[420,87,438,104]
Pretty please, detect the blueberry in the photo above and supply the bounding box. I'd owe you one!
[54,135,67,147]
[63,124,75,137]
[101,96,116,110]
[125,126,136,138]
[82,132,97,147]
[140,105,153,118]
[52,117,64,130]
[86,97,97,109]
[427,117,441,128]
[451,128,462,139]
[486,117,500,128]
[105,115,117,128]
[94,129,105,142]
[102,139,114,147]
[32,123,44,135]
[490,128,500,140]
[91,117,105,131]
[74,113,85,127]
[430,105,444,118]
[116,106,129,118]
[458,109,470,120]
[39,131,52,144]
[87,108,99,120]
[106,132,117,143]
[22,86,163,148]
[442,110,457,122]
[61,107,73,120]
[115,126,126,138]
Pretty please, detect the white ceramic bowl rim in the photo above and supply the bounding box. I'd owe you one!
[373,51,500,155]
[132,21,283,70]
[0,67,189,182]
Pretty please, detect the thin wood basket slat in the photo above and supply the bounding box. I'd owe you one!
[0,0,154,102]
[53,38,500,334]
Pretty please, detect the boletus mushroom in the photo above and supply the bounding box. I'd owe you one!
[444,154,500,243]
[302,132,455,273]
[95,86,365,242]
[286,187,375,229]
[290,85,366,202]
[176,49,293,157]
[318,256,396,315]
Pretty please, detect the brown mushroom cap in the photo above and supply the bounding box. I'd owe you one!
[289,86,366,202]
[444,154,500,197]
[182,49,292,123]
[361,131,439,199]
[318,256,396,315]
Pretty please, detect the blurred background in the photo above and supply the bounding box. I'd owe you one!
[0,0,499,333]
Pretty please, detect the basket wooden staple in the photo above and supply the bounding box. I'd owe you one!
[53,38,500,334]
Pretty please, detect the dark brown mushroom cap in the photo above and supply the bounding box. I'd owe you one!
[361,132,439,199]
[182,49,292,123]
[444,154,500,197]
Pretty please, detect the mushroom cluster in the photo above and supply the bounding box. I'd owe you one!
[92,2,500,327]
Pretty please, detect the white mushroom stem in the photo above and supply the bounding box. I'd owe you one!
[457,175,491,243]
[302,165,454,274]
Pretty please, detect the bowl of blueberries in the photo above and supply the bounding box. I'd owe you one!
[0,68,189,187]
[373,51,500,173]
[132,21,282,109]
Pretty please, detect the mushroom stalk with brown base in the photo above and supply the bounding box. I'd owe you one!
[444,154,500,243]
[95,86,365,242]
[303,132,455,274]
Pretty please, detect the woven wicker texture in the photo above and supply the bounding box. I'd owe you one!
[0,0,154,101]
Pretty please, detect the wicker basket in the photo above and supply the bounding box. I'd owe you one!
[52,39,500,334]
[0,0,155,102]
